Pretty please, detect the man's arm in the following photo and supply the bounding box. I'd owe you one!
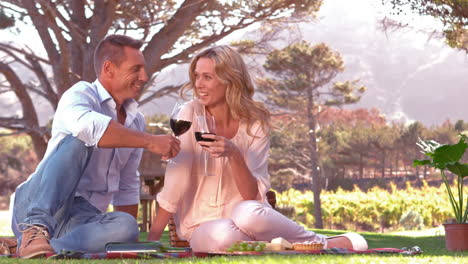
[114,204,139,219]
[99,120,180,159]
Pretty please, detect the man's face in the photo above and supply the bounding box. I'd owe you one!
[111,46,148,103]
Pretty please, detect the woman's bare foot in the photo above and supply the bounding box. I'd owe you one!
[326,236,353,249]
[326,233,368,250]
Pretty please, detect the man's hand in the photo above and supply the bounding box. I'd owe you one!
[147,135,180,160]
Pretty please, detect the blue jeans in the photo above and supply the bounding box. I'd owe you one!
[12,135,139,253]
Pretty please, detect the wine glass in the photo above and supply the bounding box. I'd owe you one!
[165,102,191,163]
[195,115,216,176]
[169,102,192,137]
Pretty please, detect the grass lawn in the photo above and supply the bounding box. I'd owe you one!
[1,229,467,263]
[1,211,466,263]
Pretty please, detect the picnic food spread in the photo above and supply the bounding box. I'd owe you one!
[226,237,324,252]
[226,241,267,252]
[292,241,324,251]
[264,237,292,251]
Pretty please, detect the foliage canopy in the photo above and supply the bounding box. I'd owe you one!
[0,0,322,157]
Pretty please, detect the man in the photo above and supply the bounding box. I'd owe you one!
[8,34,180,258]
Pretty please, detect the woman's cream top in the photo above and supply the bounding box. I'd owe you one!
[156,100,271,240]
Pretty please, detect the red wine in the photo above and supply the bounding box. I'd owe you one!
[195,132,216,142]
[170,119,192,136]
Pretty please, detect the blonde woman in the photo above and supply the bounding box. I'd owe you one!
[147,45,367,252]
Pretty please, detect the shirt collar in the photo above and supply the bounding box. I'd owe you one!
[93,79,112,104]
[93,79,140,124]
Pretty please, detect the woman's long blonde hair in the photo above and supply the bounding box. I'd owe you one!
[181,45,271,135]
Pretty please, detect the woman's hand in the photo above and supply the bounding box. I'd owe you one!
[200,133,259,200]
[198,134,240,158]
[147,207,172,242]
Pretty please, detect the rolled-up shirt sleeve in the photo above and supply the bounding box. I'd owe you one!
[55,83,111,147]
[246,123,271,202]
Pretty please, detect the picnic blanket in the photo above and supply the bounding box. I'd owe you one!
[0,246,423,259]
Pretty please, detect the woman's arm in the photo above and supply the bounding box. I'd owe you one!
[227,148,259,200]
[147,206,172,241]
[200,128,268,201]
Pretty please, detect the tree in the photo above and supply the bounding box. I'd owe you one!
[259,41,366,228]
[397,121,428,177]
[454,119,468,132]
[382,0,468,52]
[371,125,398,178]
[0,0,323,158]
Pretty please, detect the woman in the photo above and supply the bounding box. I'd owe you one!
[148,45,367,252]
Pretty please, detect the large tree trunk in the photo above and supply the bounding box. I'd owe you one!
[28,132,48,159]
[306,88,323,229]
[0,61,48,158]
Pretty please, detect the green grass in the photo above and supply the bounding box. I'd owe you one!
[1,229,466,263]
[1,255,465,264]
[1,210,466,263]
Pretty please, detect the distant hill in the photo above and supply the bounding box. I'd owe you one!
[292,0,468,125]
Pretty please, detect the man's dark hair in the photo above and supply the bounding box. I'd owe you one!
[94,34,144,76]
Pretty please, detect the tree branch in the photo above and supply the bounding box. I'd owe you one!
[0,117,25,129]
[0,61,39,129]
[27,56,58,109]
[21,0,60,65]
[0,43,50,65]
[89,0,118,46]
[0,1,27,16]
[144,0,214,75]
[37,0,86,43]
[156,21,250,71]
[139,84,183,106]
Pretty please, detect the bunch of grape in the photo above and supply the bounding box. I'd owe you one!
[226,241,266,252]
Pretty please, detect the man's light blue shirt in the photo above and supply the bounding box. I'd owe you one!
[28,80,145,212]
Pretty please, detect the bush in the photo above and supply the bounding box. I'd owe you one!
[275,181,457,232]
[0,133,38,201]
[399,209,424,230]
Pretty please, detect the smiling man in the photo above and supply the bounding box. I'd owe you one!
[9,34,180,258]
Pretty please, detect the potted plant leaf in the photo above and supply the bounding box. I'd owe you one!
[414,134,468,251]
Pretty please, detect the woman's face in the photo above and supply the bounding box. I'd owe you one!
[194,57,227,108]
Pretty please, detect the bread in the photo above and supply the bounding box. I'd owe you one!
[292,241,324,251]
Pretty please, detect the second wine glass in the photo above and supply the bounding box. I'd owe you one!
[195,115,216,176]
